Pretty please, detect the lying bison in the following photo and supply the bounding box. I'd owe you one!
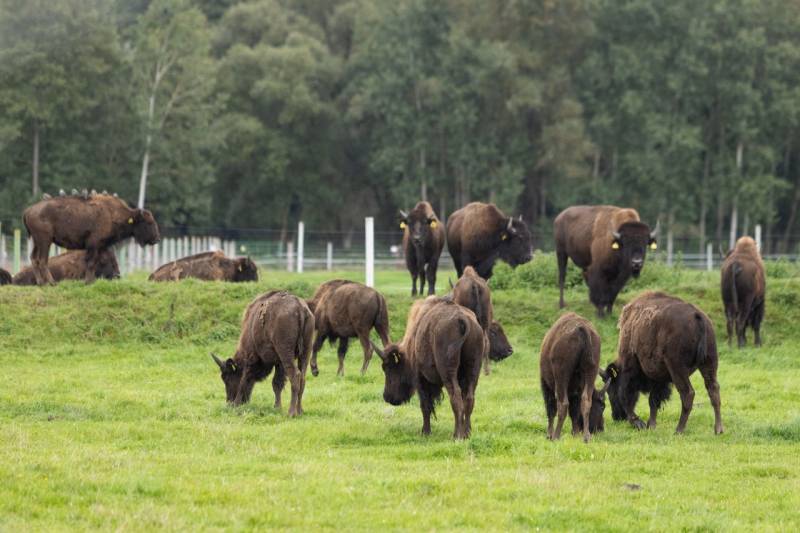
[149,251,258,282]
[451,266,513,375]
[371,297,485,439]
[446,202,533,280]
[13,249,119,285]
[23,193,159,285]
[400,201,445,296]
[0,268,11,285]
[604,291,723,434]
[721,236,765,347]
[210,290,314,416]
[554,205,658,317]
[306,279,391,377]
[539,312,609,442]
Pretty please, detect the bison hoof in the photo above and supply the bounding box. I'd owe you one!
[631,419,646,430]
[715,425,724,435]
[311,367,319,377]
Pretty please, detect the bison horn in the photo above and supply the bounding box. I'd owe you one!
[611,229,621,240]
[448,277,454,290]
[370,340,387,361]
[518,214,523,221]
[399,209,408,219]
[649,219,660,239]
[210,352,225,369]
[42,193,51,200]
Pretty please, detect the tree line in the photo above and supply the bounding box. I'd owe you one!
[2,0,800,252]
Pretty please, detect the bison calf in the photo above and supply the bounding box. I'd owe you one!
[604,291,723,434]
[211,290,314,416]
[306,279,391,376]
[721,236,765,347]
[372,298,485,439]
[400,201,445,296]
[150,251,258,282]
[539,313,609,442]
[12,249,119,285]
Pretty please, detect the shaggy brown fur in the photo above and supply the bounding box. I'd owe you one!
[401,201,446,296]
[539,313,609,442]
[0,268,11,285]
[13,249,119,285]
[554,205,657,317]
[211,290,314,416]
[307,280,391,376]
[149,251,258,282]
[721,236,765,347]
[23,194,159,285]
[372,298,485,439]
[446,202,533,280]
[604,291,723,434]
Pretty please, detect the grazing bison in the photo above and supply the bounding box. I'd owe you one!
[446,202,533,280]
[539,312,609,442]
[306,279,391,377]
[23,193,159,285]
[554,205,658,317]
[210,290,314,416]
[604,291,723,434]
[0,268,11,285]
[721,236,765,347]
[371,297,485,439]
[149,251,258,282]
[400,201,446,296]
[451,266,513,375]
[12,249,119,285]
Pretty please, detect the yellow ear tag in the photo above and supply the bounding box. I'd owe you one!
[127,217,134,224]
[501,233,508,241]
[400,222,407,229]
[611,241,620,250]
[610,367,618,378]
[650,242,658,250]
[430,220,437,228]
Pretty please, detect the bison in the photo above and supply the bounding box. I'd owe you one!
[210,290,314,416]
[554,205,658,317]
[446,202,533,280]
[400,201,445,296]
[539,312,610,442]
[23,193,159,285]
[603,291,723,434]
[12,249,119,285]
[149,251,258,282]
[0,268,11,285]
[371,297,485,439]
[721,236,765,347]
[306,279,391,377]
[451,266,513,375]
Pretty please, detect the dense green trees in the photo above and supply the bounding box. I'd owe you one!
[3,0,800,251]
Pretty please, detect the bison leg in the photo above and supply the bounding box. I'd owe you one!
[410,271,418,296]
[725,309,734,348]
[426,257,439,295]
[284,363,303,417]
[444,378,467,439]
[557,250,568,309]
[667,365,695,434]
[417,378,439,436]
[751,300,764,347]
[552,380,570,440]
[31,239,55,286]
[418,264,426,296]
[617,370,645,430]
[272,364,286,409]
[336,337,349,377]
[737,295,755,348]
[580,386,593,443]
[541,379,557,439]
[699,363,724,435]
[310,333,326,377]
[357,333,373,375]
[83,248,98,283]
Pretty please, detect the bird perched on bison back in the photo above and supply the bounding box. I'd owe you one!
[400,201,445,296]
[13,249,119,285]
[446,202,533,280]
[22,193,160,285]
[721,236,765,348]
[603,291,723,435]
[554,205,658,317]
[149,251,258,282]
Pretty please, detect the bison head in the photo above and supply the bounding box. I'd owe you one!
[371,341,415,406]
[601,363,626,421]
[610,220,658,278]
[488,321,513,361]
[132,208,161,246]
[400,209,439,249]
[234,257,258,282]
[211,352,244,404]
[499,216,533,267]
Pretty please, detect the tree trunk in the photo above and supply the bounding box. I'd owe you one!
[698,151,709,254]
[729,200,738,250]
[138,90,157,209]
[419,146,427,201]
[32,122,40,196]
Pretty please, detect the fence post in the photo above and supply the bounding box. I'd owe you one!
[755,224,762,251]
[666,227,674,267]
[287,241,295,272]
[13,229,21,274]
[119,246,127,276]
[706,243,713,271]
[297,221,305,273]
[365,217,374,287]
[27,238,32,267]
[327,241,333,271]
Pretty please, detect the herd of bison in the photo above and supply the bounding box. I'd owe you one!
[0,193,768,440]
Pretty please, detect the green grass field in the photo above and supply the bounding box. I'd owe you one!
[1,256,799,530]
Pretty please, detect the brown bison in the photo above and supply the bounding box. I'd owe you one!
[603,291,723,434]
[0,268,11,285]
[446,202,533,280]
[306,279,391,377]
[12,249,119,285]
[721,236,765,347]
[371,297,485,439]
[539,312,610,442]
[554,205,658,317]
[451,266,513,375]
[23,193,159,285]
[210,290,314,416]
[400,201,445,296]
[149,251,258,282]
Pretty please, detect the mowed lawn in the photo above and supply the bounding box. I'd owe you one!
[1,259,799,531]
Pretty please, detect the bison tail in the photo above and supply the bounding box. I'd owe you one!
[470,283,487,330]
[694,313,708,367]
[373,293,391,344]
[575,324,591,364]
[730,261,742,315]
